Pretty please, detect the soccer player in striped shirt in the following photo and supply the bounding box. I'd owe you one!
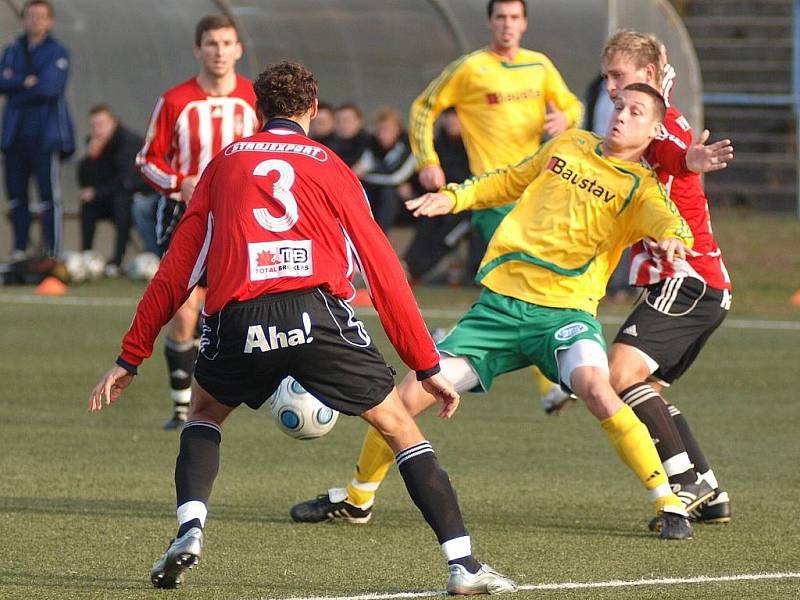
[136,15,259,430]
[602,31,734,526]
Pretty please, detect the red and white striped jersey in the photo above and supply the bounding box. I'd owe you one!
[119,120,440,374]
[136,75,258,198]
[630,104,732,291]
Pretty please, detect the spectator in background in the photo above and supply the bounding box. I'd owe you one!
[360,107,417,232]
[404,108,473,281]
[77,105,149,276]
[329,102,370,171]
[131,190,161,257]
[309,101,337,146]
[0,0,74,260]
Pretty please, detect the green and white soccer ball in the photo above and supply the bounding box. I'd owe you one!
[269,377,339,440]
[63,251,88,283]
[127,252,160,281]
[82,250,107,281]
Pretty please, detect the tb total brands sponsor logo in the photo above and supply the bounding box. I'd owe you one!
[248,240,312,281]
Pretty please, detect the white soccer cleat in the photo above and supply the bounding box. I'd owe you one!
[540,385,575,415]
[446,563,518,595]
[150,527,203,588]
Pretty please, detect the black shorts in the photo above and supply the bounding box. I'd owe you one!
[613,277,731,384]
[157,195,207,286]
[193,288,396,415]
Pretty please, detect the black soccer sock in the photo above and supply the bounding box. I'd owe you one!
[620,383,696,486]
[449,556,482,574]
[667,403,713,479]
[396,441,470,548]
[165,337,198,409]
[175,421,221,535]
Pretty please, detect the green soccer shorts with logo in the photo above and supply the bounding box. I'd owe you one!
[436,287,606,392]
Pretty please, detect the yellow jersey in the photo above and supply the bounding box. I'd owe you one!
[444,130,694,315]
[409,47,584,175]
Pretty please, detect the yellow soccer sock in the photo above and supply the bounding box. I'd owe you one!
[345,425,395,507]
[531,366,554,396]
[601,404,677,510]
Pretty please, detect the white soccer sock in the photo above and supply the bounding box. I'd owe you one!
[700,469,719,490]
[662,452,693,478]
[441,535,472,561]
[177,500,207,527]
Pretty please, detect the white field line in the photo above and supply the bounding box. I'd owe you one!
[1,293,799,331]
[243,571,800,600]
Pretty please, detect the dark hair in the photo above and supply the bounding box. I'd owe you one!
[335,102,362,119]
[317,101,334,113]
[622,83,666,121]
[254,61,318,120]
[194,14,239,47]
[23,0,53,17]
[487,0,527,17]
[88,104,116,118]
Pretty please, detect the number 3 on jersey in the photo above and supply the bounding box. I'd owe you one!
[253,159,299,232]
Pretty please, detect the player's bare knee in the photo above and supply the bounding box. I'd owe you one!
[608,343,651,392]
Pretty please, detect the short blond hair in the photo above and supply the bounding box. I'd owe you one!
[602,30,664,85]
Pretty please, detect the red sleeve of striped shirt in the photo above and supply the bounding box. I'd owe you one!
[119,164,215,365]
[648,108,693,178]
[332,162,440,373]
[136,95,184,195]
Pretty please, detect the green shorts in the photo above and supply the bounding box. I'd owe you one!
[437,288,606,392]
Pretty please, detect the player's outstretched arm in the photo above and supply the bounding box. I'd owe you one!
[685,129,734,173]
[420,372,460,418]
[88,365,134,412]
[406,192,455,217]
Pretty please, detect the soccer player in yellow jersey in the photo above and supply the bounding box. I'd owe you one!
[409,0,584,412]
[292,84,697,540]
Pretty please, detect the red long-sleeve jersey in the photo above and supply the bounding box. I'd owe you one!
[630,104,731,291]
[136,75,259,197]
[120,121,439,374]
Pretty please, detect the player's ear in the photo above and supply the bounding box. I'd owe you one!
[650,117,661,139]
[233,40,243,61]
[309,99,319,121]
[645,62,657,86]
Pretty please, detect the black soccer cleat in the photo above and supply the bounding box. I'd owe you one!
[150,527,203,588]
[290,488,372,524]
[690,490,731,524]
[672,478,716,513]
[656,509,693,540]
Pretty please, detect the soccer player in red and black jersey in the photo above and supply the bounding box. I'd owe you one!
[136,15,259,430]
[601,31,734,525]
[88,62,516,594]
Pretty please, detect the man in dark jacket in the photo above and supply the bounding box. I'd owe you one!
[78,105,148,275]
[0,0,75,259]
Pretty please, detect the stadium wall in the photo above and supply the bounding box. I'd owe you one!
[0,0,701,234]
